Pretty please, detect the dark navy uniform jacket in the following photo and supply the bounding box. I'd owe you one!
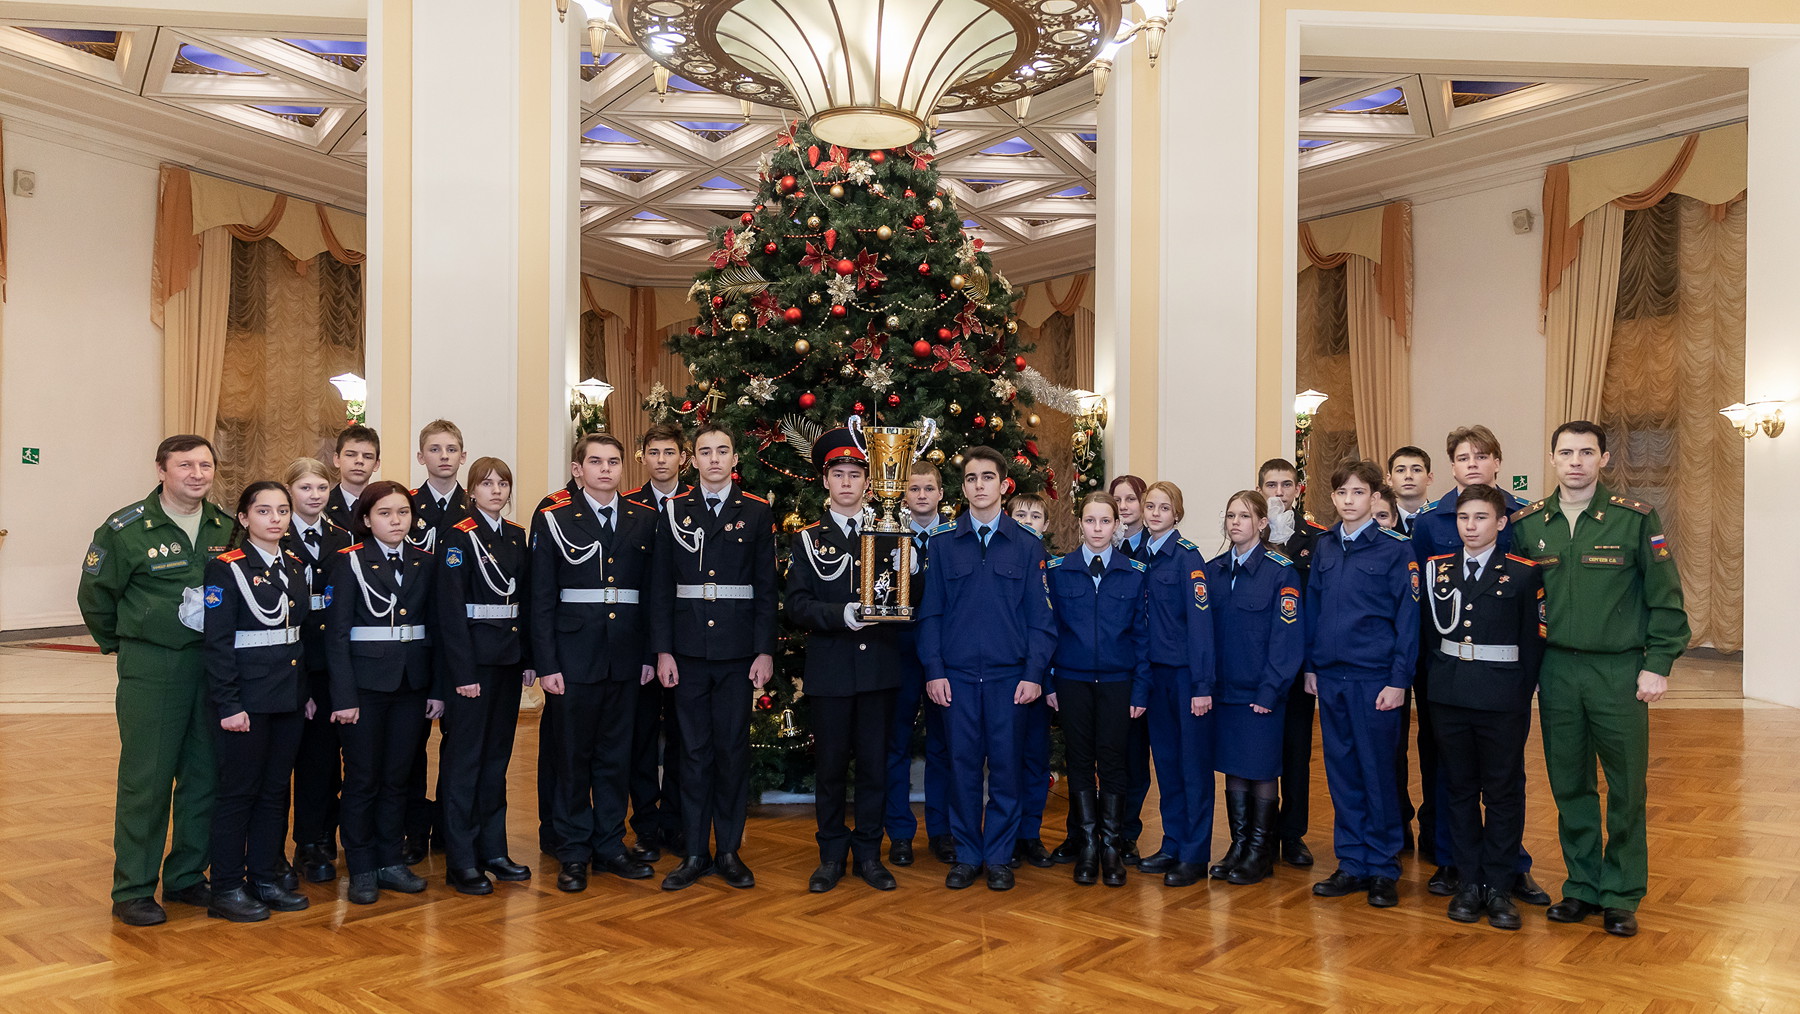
[409,483,472,554]
[1271,516,1330,587]
[648,485,779,661]
[1206,542,1305,710]
[784,517,904,697]
[202,545,311,719]
[1303,521,1421,686]
[916,512,1056,686]
[1141,530,1218,700]
[324,541,441,704]
[1046,548,1153,707]
[436,514,532,685]
[1411,488,1528,565]
[1424,550,1545,711]
[281,515,353,691]
[531,491,657,682]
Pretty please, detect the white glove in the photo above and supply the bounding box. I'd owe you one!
[1268,506,1296,546]
[179,586,206,632]
[842,602,869,631]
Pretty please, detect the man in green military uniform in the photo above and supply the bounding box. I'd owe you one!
[77,435,235,926]
[1508,421,1689,938]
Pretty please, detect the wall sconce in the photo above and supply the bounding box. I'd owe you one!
[329,372,367,425]
[572,377,614,434]
[1720,399,1787,438]
[1293,388,1330,422]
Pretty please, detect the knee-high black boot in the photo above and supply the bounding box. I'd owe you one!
[1070,789,1099,885]
[1227,796,1279,886]
[1099,793,1127,887]
[1210,789,1251,880]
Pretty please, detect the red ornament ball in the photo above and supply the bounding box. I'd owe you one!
[918,262,931,275]
[911,215,926,229]
[798,392,817,409]
[756,693,774,711]
[904,188,916,198]
[973,238,985,250]
[681,400,695,412]
[869,150,886,164]
[912,339,933,357]
[972,414,986,428]
[711,295,724,307]
[886,394,901,408]
[937,327,955,340]
[829,304,847,318]
[1014,454,1029,465]
[834,258,856,276]
[779,175,797,193]
[740,211,753,225]
[1014,355,1027,370]
[783,306,803,323]
[764,242,778,255]
[853,402,866,414]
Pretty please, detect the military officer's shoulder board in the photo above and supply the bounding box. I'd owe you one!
[1504,553,1538,567]
[1415,499,1439,516]
[453,517,479,533]
[1427,552,1455,562]
[1265,549,1293,567]
[107,504,146,530]
[540,497,570,513]
[1510,499,1546,524]
[339,543,363,555]
[800,521,821,531]
[1177,537,1200,553]
[505,518,525,531]
[1379,526,1410,541]
[742,492,770,504]
[928,521,956,537]
[1046,555,1065,569]
[218,548,246,563]
[1305,519,1330,532]
[1608,493,1654,515]
[1128,558,1147,572]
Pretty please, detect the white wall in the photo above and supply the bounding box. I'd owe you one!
[1408,178,1548,503]
[0,126,163,630]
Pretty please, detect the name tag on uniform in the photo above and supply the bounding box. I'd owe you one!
[1581,554,1625,566]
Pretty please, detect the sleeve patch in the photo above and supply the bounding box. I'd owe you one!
[1279,587,1299,623]
[1409,560,1421,601]
[203,586,224,608]
[83,543,106,574]
[1193,580,1208,610]
[445,547,463,568]
[1649,533,1672,560]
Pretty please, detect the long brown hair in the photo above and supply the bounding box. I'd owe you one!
[1222,489,1272,554]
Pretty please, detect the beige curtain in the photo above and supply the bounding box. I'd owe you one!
[1597,195,1744,651]
[162,226,233,436]
[1295,262,1356,526]
[1346,249,1411,463]
[213,236,365,505]
[1543,202,1625,439]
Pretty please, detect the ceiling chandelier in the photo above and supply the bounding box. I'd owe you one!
[560,1,1176,149]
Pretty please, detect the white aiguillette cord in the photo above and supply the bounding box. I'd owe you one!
[467,527,517,598]
[347,549,398,619]
[665,497,707,572]
[228,555,291,628]
[542,506,601,566]
[1430,570,1462,636]
[798,526,853,582]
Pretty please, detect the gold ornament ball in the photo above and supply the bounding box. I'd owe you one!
[807,292,822,305]
[782,511,806,533]
[828,183,845,199]
[806,215,822,229]
[989,415,1004,431]
[926,448,945,464]
[948,401,962,416]
[793,338,811,354]
[927,197,943,212]
[1006,318,1018,334]
[729,312,749,330]
[949,274,967,290]
[1027,412,1041,427]
[884,315,900,328]
[950,453,965,468]
[696,378,712,393]
[876,225,893,241]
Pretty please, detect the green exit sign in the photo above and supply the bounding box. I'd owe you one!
[1512,474,1528,492]
[21,447,39,465]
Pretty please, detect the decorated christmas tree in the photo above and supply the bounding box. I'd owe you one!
[650,119,1058,794]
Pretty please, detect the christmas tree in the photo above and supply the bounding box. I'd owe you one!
[651,119,1056,794]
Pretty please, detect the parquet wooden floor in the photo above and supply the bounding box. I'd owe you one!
[1,707,1797,1013]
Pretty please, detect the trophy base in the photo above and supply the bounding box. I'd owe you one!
[859,605,914,624]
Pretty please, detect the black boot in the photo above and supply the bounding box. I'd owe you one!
[1226,796,1278,886]
[1209,790,1251,880]
[1098,793,1128,888]
[1070,790,1099,886]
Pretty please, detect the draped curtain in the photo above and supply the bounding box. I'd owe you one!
[1295,262,1355,526]
[1013,306,1091,551]
[580,276,691,489]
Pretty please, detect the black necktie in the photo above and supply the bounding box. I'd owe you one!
[303,528,320,546]
[706,495,722,516]
[844,517,858,540]
[977,524,991,546]
[1088,556,1104,579]
[598,505,614,536]
[1230,557,1241,582]
[1467,558,1481,583]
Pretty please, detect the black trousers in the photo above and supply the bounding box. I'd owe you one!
[210,710,304,891]
[338,687,428,875]
[550,678,635,864]
[672,655,752,858]
[437,666,523,869]
[1122,714,1152,841]
[1055,678,1133,796]
[628,677,683,841]
[1432,701,1529,892]
[291,669,341,848]
[812,689,896,863]
[1279,671,1313,841]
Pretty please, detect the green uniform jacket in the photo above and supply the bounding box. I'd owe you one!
[78,486,234,654]
[1507,481,1690,676]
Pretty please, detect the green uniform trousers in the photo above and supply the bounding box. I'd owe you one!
[1537,646,1649,911]
[112,640,216,903]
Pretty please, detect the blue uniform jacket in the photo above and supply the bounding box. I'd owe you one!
[1303,522,1420,686]
[1206,543,1305,710]
[1412,487,1527,564]
[916,512,1056,685]
[1046,549,1153,708]
[1141,530,1218,699]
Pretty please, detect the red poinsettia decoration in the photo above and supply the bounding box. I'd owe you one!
[798,242,827,274]
[851,322,886,360]
[709,229,746,269]
[751,290,780,328]
[819,144,852,177]
[900,144,935,171]
[852,249,886,289]
[954,302,985,338]
[747,420,781,451]
[777,119,800,148]
[931,342,972,373]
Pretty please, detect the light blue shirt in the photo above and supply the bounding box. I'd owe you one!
[1146,530,1174,557]
[1080,545,1113,586]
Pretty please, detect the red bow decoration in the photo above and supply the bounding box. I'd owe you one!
[1045,467,1058,499]
[777,119,800,148]
[954,302,985,338]
[708,229,746,269]
[820,144,852,177]
[751,290,780,328]
[931,342,972,373]
[798,242,827,274]
[851,323,886,360]
[852,249,886,289]
[900,144,936,171]
[747,420,781,452]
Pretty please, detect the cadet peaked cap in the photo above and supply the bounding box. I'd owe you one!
[813,427,869,472]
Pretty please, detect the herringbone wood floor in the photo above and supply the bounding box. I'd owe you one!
[1,708,1797,1012]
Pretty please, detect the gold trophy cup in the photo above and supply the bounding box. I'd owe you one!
[848,415,937,620]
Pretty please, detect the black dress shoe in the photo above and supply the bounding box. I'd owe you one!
[629,841,662,863]
[112,897,167,926]
[1366,876,1399,908]
[447,868,494,895]
[986,865,1015,891]
[1428,865,1461,897]
[1312,869,1370,897]
[1118,838,1141,867]
[1547,897,1603,923]
[1049,838,1077,865]
[1485,888,1522,930]
[1281,838,1315,868]
[928,835,957,865]
[809,861,846,893]
[348,872,379,905]
[1446,885,1484,923]
[1014,838,1053,869]
[400,837,428,867]
[596,853,655,880]
[298,843,337,883]
[855,858,898,891]
[482,856,531,881]
[163,881,212,907]
[888,839,915,866]
[1603,908,1639,937]
[662,856,713,891]
[715,852,755,889]
[1513,871,1552,906]
[1163,862,1205,887]
[945,863,981,890]
[1137,851,1177,875]
[271,858,300,892]
[377,865,426,893]
[207,886,271,923]
[251,880,310,912]
[556,861,589,893]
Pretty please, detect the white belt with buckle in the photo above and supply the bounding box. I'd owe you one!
[351,625,427,642]
[675,583,753,601]
[310,594,328,611]
[560,588,640,604]
[1440,638,1521,663]
[466,603,520,619]
[234,628,300,649]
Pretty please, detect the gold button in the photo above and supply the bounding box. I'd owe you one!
[399,608,407,616]
[708,619,716,627]
[608,576,615,583]
[608,557,614,564]
[708,569,715,577]
[1465,604,1474,611]
[609,612,616,620]
[290,659,298,666]
[1463,620,1472,628]
[510,626,518,632]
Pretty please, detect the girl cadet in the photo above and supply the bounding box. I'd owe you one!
[280,457,353,885]
[1135,481,1218,888]
[201,481,312,922]
[1044,493,1152,887]
[325,480,445,906]
[432,457,534,895]
[1206,490,1304,886]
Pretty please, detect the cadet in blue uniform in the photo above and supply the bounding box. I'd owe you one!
[1304,460,1420,909]
[1259,458,1329,869]
[1134,482,1218,887]
[324,481,446,905]
[1207,490,1304,886]
[433,456,534,895]
[202,481,311,922]
[886,461,954,867]
[650,425,779,892]
[1006,491,1056,870]
[917,446,1057,891]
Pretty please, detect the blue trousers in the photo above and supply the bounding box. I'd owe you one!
[1146,664,1216,865]
[885,654,950,842]
[942,671,1028,868]
[1317,678,1404,880]
[1018,695,1051,839]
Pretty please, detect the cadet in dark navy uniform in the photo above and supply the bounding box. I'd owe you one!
[202,481,312,922]
[650,424,779,892]
[885,461,953,868]
[434,456,534,895]
[786,428,904,893]
[325,425,381,529]
[532,434,658,893]
[324,481,446,905]
[1259,457,1328,868]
